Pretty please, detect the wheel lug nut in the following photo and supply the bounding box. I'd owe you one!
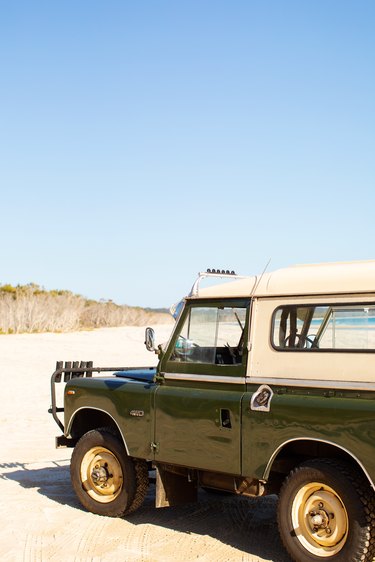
[329,513,335,519]
[326,528,331,534]
[318,502,324,509]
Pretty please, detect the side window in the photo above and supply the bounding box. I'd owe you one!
[169,305,247,365]
[273,304,375,351]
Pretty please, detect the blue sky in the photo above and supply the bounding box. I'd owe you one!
[1,1,374,308]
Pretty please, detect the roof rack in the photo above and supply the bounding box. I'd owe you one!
[189,268,249,297]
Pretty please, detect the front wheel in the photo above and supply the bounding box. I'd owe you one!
[277,459,375,562]
[70,428,148,517]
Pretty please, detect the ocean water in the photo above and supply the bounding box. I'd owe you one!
[311,317,375,328]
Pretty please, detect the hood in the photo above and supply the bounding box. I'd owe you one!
[113,367,156,382]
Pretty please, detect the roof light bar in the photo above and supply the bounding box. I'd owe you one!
[207,268,236,275]
[190,268,248,297]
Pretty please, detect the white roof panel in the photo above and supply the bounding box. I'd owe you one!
[194,260,375,299]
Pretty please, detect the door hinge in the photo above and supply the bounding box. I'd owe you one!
[150,442,159,453]
[154,372,165,383]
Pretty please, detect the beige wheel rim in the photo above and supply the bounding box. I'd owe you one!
[80,446,123,503]
[291,481,349,557]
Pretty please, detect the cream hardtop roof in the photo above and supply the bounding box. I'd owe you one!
[193,260,375,299]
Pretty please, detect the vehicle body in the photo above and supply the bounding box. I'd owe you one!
[50,261,375,562]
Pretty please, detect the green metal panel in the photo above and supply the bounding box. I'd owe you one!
[154,380,245,473]
[64,376,156,459]
[241,384,375,485]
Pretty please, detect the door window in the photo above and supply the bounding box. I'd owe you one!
[169,305,247,365]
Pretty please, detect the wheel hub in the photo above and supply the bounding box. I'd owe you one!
[309,505,330,532]
[91,465,110,485]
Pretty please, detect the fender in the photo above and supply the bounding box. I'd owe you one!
[263,436,375,490]
[67,406,130,455]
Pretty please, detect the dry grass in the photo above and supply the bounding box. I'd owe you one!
[0,284,171,333]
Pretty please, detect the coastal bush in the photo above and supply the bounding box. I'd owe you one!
[0,284,171,333]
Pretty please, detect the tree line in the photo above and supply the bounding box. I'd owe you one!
[0,284,171,334]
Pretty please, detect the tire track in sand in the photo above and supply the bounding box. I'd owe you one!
[23,530,43,562]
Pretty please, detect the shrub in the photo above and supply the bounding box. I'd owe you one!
[0,284,171,333]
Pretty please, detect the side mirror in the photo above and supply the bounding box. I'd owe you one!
[145,327,157,353]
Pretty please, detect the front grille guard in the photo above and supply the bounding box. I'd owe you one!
[49,361,151,432]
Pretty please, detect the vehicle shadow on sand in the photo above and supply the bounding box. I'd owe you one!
[3,462,291,562]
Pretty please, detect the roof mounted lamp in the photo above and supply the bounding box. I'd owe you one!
[190,268,248,297]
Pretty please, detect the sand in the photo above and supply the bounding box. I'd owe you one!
[0,325,289,562]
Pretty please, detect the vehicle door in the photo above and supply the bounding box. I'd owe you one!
[154,298,250,474]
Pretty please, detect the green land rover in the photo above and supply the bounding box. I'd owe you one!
[50,261,375,562]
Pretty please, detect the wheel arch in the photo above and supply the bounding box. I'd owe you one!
[67,407,130,454]
[265,437,374,493]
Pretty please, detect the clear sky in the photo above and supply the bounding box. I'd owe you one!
[1,1,374,308]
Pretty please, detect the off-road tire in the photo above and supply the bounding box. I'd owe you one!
[71,427,148,517]
[127,457,149,514]
[277,458,375,562]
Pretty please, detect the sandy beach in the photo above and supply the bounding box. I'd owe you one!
[0,325,289,562]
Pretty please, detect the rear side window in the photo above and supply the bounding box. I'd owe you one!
[272,304,375,351]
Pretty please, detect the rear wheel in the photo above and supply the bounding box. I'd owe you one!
[277,459,375,562]
[71,428,148,517]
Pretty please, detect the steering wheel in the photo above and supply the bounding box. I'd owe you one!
[283,333,317,348]
[178,335,200,347]
[174,335,200,356]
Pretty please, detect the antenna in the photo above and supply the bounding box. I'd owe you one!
[250,258,271,297]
